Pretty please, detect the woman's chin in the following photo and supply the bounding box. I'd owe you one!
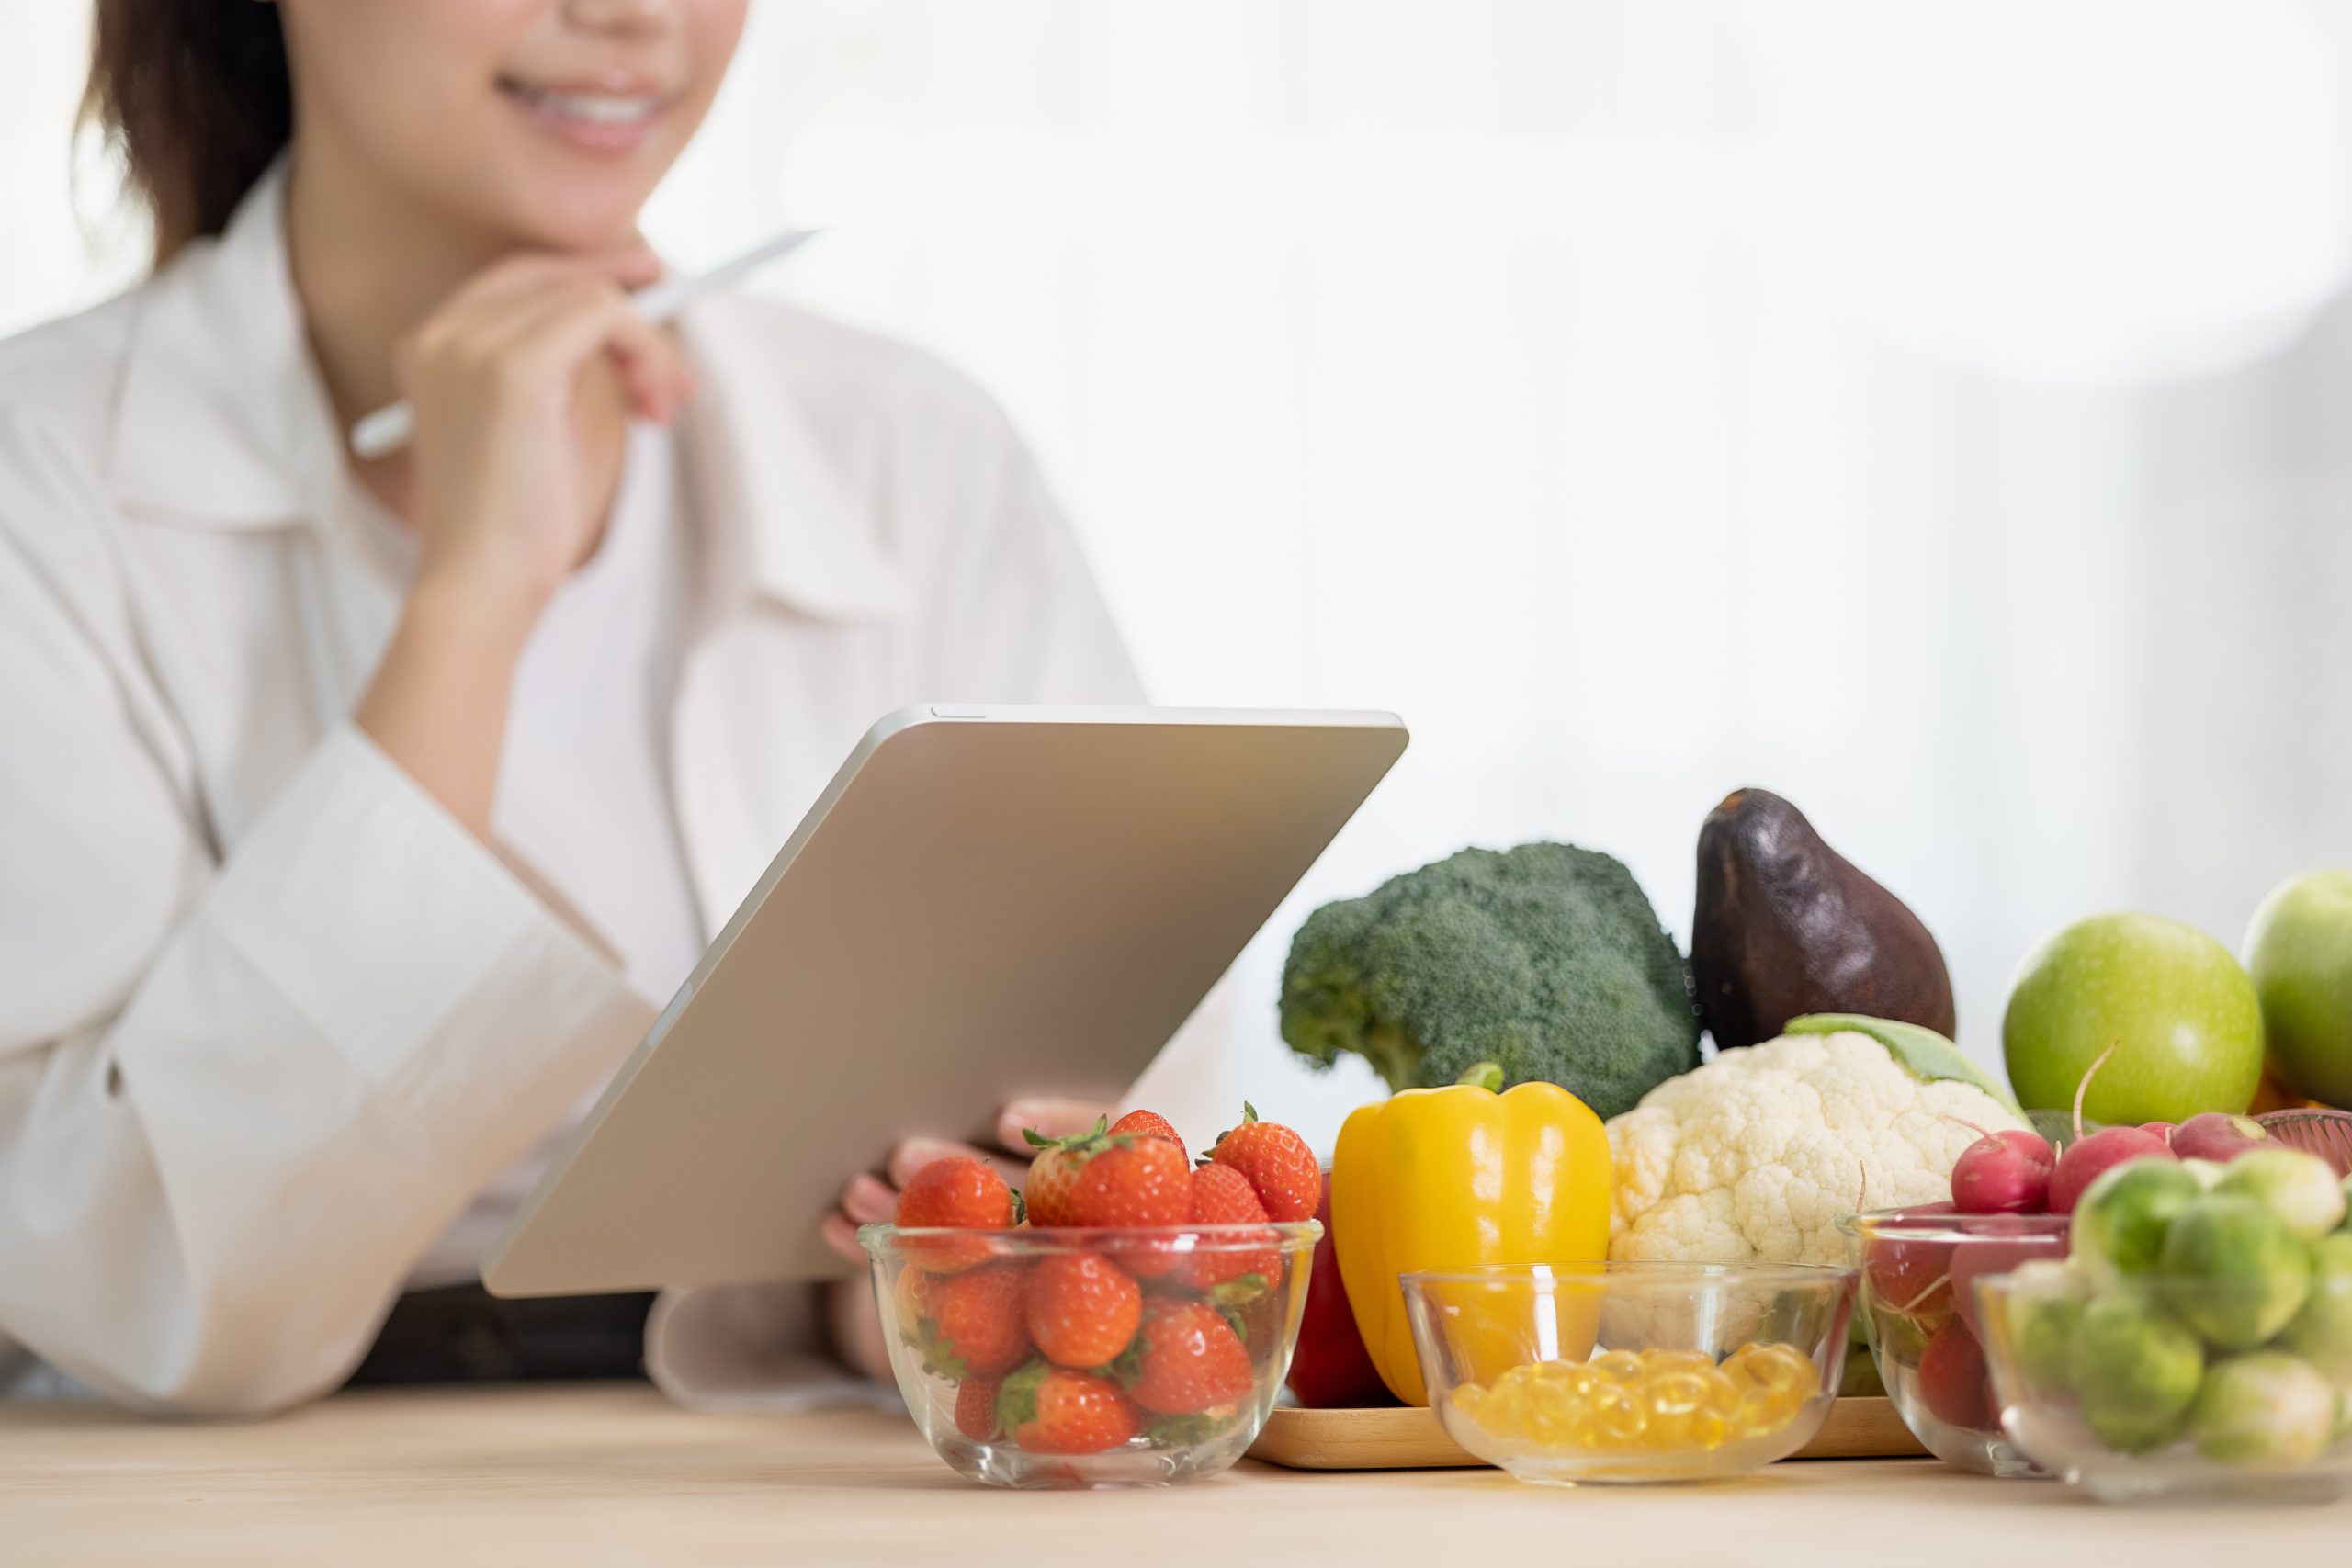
[484,181,664,258]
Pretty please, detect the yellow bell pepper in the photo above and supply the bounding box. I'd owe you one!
[1330,1065,1612,1405]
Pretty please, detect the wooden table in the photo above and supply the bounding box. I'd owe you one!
[6,1386,2348,1566]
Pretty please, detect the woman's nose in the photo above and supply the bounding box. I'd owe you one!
[562,0,677,38]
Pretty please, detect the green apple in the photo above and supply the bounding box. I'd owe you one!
[2245,869,2352,1109]
[2003,913,2263,1123]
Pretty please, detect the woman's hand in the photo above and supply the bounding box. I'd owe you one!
[354,247,695,836]
[397,247,694,615]
[820,1098,1112,1382]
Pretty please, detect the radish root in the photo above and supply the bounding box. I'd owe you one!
[2073,1042,2119,1142]
[1897,1272,1952,1314]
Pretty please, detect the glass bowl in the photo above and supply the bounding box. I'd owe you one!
[859,1221,1318,1488]
[1979,1265,2352,1504]
[1398,1261,1854,1484]
[1838,1206,2071,1477]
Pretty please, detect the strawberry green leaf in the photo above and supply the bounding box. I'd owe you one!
[1208,1273,1270,1309]
[1145,1410,1234,1448]
[994,1359,1050,1432]
[912,1317,968,1380]
[1096,1331,1148,1392]
[1023,1116,1111,1152]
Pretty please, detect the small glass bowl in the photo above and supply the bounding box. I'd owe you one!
[1838,1206,2071,1477]
[1979,1266,2352,1505]
[1399,1261,1854,1484]
[859,1221,1318,1489]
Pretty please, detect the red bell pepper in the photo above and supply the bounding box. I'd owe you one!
[1283,1182,1396,1407]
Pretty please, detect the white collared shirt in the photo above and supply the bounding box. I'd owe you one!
[0,165,1143,1414]
[346,421,710,1288]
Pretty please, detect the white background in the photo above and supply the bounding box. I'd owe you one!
[7,2,2352,1151]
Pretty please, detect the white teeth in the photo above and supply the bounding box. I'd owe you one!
[515,87,659,124]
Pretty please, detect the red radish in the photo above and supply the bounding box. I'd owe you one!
[2139,1122,2175,1140]
[2047,1043,2176,1214]
[1948,1224,2068,1338]
[1950,1129,2055,1214]
[2171,1111,2269,1164]
[2051,1127,2173,1213]
[1863,1207,1958,1325]
[1916,1318,1993,1430]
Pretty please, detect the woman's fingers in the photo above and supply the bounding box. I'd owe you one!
[611,326,695,424]
[820,1213,867,1265]
[825,1279,893,1382]
[997,1098,1115,1151]
[439,244,663,312]
[513,289,693,424]
[838,1104,1126,1245]
[841,1173,897,1224]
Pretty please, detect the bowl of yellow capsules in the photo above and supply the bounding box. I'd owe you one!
[1399,1261,1858,1484]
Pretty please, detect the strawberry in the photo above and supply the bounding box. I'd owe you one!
[997,1362,1139,1454]
[1109,1109,1187,1165]
[1208,1104,1321,1222]
[954,1377,1003,1441]
[1024,1250,1142,1369]
[894,1156,1015,1273]
[1176,1164,1280,1292]
[1022,1119,1192,1230]
[1124,1300,1256,1416]
[915,1264,1032,1379]
[891,1265,935,1341]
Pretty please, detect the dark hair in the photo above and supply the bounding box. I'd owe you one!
[82,1,294,265]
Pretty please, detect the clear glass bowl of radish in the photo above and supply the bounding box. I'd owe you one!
[1838,1113,2084,1475]
[1841,1206,2073,1475]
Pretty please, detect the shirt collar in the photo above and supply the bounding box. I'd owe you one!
[672,296,905,622]
[107,159,337,529]
[102,161,904,623]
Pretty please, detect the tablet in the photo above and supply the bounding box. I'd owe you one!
[481,704,1407,1296]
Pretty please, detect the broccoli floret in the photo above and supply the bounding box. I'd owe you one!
[1279,841,1701,1121]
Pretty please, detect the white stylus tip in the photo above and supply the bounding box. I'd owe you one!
[350,403,414,460]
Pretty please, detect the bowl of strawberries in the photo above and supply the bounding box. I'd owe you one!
[861,1106,1323,1488]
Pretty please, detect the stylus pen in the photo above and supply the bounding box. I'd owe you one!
[346,227,822,460]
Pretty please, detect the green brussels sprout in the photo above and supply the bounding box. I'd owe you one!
[2075,1159,2202,1277]
[2216,1149,2347,1242]
[2191,1352,2337,1465]
[2160,1196,2312,1350]
[2281,1232,2352,1381]
[2071,1290,2204,1454]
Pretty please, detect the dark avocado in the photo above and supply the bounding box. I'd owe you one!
[1691,787,1957,1052]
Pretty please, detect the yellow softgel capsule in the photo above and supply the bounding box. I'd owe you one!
[1740,1342,1818,1398]
[1641,1369,1706,1452]
[1647,1369,1711,1416]
[1486,1382,1537,1438]
[1589,1381,1647,1444]
[1698,1365,1743,1420]
[1686,1407,1732,1450]
[1462,1345,1817,1455]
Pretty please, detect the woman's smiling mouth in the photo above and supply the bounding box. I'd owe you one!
[498,76,673,152]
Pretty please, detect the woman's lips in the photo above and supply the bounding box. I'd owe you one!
[499,79,673,153]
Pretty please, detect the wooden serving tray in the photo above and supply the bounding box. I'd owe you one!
[1246,1395,1927,1471]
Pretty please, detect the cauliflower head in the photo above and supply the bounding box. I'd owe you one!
[1606,1029,2025,1268]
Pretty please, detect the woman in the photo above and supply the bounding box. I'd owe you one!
[0,0,1136,1414]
